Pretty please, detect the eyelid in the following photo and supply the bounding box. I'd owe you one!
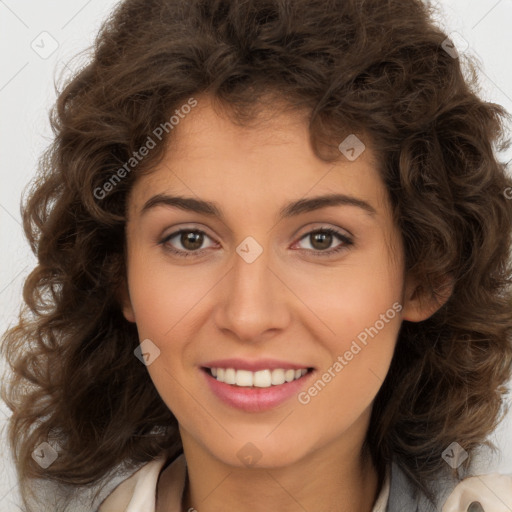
[159,223,217,242]
[293,222,353,241]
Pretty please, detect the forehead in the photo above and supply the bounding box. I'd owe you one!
[127,95,389,218]
[154,94,318,172]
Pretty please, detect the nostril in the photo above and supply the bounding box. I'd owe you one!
[467,502,484,512]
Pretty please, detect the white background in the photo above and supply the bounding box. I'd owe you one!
[1,0,512,510]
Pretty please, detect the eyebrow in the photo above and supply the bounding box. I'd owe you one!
[140,193,377,220]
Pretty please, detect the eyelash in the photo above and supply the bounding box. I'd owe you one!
[158,227,354,258]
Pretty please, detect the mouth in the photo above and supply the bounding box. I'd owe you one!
[200,365,316,412]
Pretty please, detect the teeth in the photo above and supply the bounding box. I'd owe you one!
[271,369,286,385]
[224,368,236,384]
[236,370,253,386]
[253,370,271,387]
[209,367,309,387]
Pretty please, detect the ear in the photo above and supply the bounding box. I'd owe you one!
[117,279,136,323]
[401,273,454,322]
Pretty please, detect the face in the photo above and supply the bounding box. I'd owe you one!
[121,94,430,469]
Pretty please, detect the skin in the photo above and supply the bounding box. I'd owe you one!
[120,94,448,512]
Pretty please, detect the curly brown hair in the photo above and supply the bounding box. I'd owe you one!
[2,0,512,508]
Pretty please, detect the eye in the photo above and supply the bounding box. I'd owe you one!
[159,229,217,257]
[294,227,353,256]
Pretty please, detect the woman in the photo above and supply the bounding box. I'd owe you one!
[2,0,512,510]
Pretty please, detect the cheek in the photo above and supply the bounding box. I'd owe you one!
[287,242,403,348]
[126,253,213,340]
[295,313,401,447]
[125,256,216,408]
[126,257,199,417]
[289,242,402,403]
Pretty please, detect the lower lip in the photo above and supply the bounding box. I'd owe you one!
[201,368,314,412]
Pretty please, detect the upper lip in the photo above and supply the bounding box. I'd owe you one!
[202,358,313,372]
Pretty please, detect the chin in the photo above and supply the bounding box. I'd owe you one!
[207,436,312,470]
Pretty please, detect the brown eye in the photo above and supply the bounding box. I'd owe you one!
[295,228,353,256]
[180,231,204,251]
[160,229,217,257]
[309,231,334,251]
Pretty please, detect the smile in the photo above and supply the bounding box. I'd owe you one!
[201,364,315,412]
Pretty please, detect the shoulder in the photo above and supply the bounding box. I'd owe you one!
[389,462,512,511]
[23,458,153,512]
[98,452,186,512]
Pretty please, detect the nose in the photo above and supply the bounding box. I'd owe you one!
[212,240,292,343]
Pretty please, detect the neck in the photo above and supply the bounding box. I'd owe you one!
[177,442,380,512]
